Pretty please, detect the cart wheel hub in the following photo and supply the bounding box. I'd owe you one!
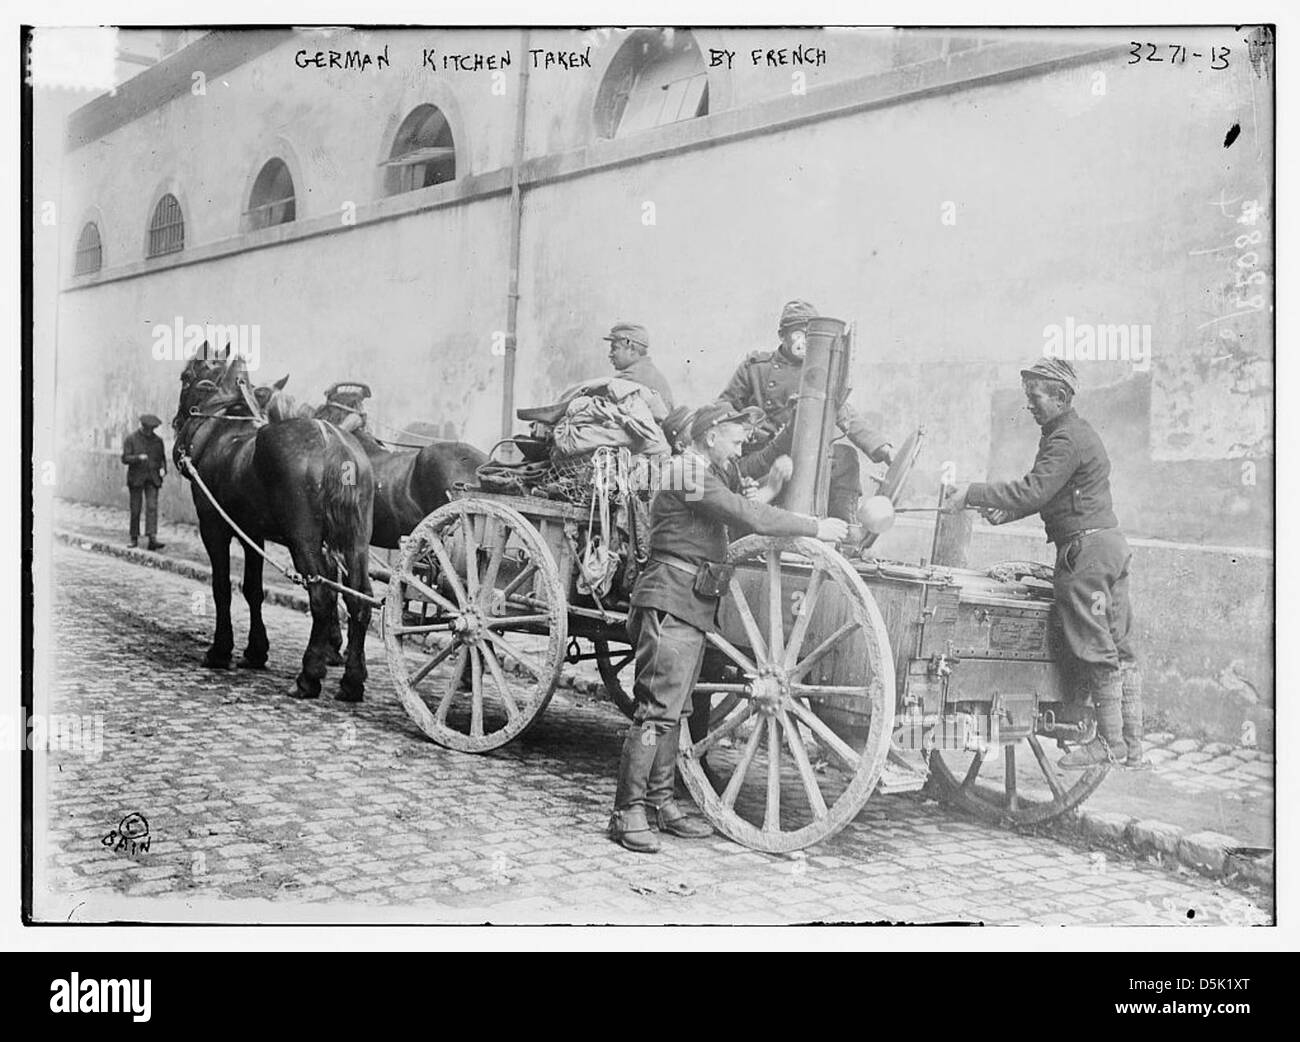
[749,675,785,713]
[453,611,482,640]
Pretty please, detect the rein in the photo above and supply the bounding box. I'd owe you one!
[315,406,432,451]
[176,451,384,608]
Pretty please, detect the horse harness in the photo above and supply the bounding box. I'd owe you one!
[177,381,384,608]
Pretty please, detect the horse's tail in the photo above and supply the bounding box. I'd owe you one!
[318,423,373,554]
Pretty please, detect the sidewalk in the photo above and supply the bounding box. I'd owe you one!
[47,498,1274,887]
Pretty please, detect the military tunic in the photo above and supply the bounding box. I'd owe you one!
[718,348,890,461]
[966,407,1135,672]
[719,347,890,518]
[615,355,675,412]
[627,450,817,725]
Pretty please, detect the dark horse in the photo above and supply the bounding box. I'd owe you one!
[172,346,376,701]
[310,383,487,548]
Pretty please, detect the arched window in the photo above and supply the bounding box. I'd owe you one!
[246,158,296,230]
[383,104,456,195]
[147,193,184,257]
[74,221,102,275]
[595,29,709,139]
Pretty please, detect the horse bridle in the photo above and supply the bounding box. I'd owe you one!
[174,376,262,465]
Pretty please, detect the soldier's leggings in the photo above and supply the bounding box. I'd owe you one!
[615,607,707,811]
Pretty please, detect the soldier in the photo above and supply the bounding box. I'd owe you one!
[660,405,694,455]
[121,413,168,551]
[604,321,675,413]
[719,300,893,521]
[609,403,847,853]
[945,358,1147,770]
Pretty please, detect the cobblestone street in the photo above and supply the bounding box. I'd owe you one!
[33,544,1273,926]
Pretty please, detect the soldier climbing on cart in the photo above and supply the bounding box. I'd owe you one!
[944,357,1148,771]
[608,402,847,853]
[718,300,895,522]
[603,321,675,413]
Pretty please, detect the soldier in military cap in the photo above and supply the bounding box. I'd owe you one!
[121,413,168,551]
[609,403,847,853]
[660,405,695,454]
[604,321,675,414]
[718,300,894,521]
[945,358,1147,770]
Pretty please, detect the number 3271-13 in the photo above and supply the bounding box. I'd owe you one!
[1128,42,1229,69]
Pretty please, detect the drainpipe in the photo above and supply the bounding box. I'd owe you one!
[501,28,530,439]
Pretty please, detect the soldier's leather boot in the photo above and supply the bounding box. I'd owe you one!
[608,806,659,854]
[128,538,139,548]
[609,724,661,853]
[1120,664,1152,770]
[648,724,713,838]
[148,537,166,551]
[1059,669,1126,770]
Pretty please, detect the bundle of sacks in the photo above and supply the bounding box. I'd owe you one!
[550,377,670,459]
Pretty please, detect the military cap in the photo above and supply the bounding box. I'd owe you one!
[139,413,163,428]
[602,322,649,350]
[778,300,819,330]
[689,403,763,443]
[1020,357,1079,395]
[661,405,695,447]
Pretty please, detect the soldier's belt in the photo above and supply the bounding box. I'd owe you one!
[650,551,704,576]
[1053,526,1115,547]
[650,552,734,598]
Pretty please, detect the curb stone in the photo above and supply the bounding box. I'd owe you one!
[55,531,311,614]
[1077,809,1130,844]
[55,527,1270,885]
[54,527,615,702]
[1127,819,1182,859]
[1177,830,1238,876]
[1068,805,1267,886]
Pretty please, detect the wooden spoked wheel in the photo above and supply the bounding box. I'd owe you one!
[677,536,895,853]
[593,638,638,719]
[382,499,566,753]
[595,639,741,726]
[926,731,1110,826]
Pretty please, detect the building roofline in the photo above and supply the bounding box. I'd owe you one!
[65,29,296,152]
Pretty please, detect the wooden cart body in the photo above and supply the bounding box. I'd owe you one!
[381,477,1107,852]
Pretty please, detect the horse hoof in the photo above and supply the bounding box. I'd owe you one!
[288,683,320,700]
[335,686,364,704]
[238,657,268,670]
[203,656,233,670]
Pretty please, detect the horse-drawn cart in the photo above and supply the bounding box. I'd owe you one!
[381,320,1110,853]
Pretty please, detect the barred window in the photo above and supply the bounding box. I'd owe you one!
[147,193,184,257]
[595,30,709,140]
[74,221,102,275]
[246,158,296,230]
[383,104,456,195]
